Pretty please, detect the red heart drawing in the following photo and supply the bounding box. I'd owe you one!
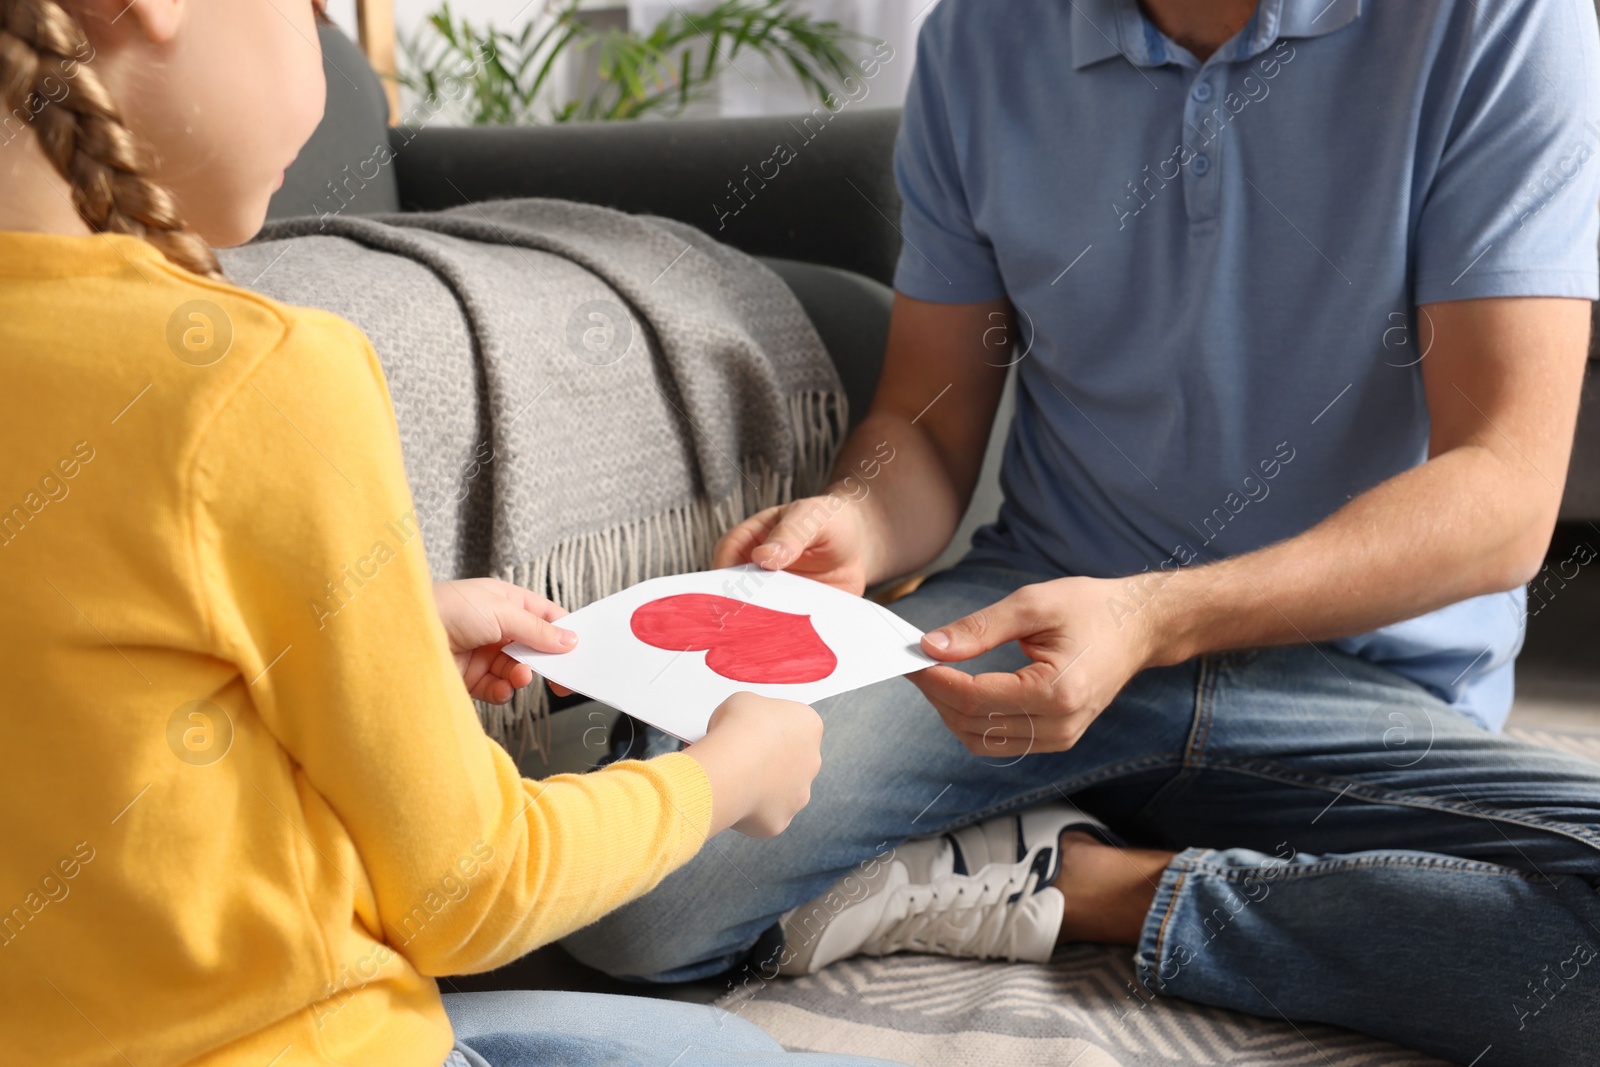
[630,594,838,685]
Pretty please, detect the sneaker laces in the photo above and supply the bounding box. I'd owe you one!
[865,858,1046,960]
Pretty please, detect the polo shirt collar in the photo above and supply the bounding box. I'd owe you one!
[1070,0,1362,70]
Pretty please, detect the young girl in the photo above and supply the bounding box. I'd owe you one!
[0,3,900,1065]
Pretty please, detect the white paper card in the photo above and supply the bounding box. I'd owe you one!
[506,565,937,742]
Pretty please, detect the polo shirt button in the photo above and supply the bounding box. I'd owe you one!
[1191,80,1213,102]
[1192,153,1211,175]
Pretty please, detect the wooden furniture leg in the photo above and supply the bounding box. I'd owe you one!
[355,0,400,124]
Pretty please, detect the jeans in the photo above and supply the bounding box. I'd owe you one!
[562,561,1600,1066]
[440,990,905,1066]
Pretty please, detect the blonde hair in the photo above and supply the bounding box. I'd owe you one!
[0,0,224,278]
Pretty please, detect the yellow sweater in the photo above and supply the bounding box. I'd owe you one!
[0,233,714,1066]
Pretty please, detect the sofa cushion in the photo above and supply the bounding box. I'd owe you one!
[391,112,904,287]
[758,257,890,432]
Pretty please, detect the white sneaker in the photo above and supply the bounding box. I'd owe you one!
[777,801,1113,976]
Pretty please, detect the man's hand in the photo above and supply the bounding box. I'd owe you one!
[712,493,877,595]
[910,576,1162,756]
[433,578,576,704]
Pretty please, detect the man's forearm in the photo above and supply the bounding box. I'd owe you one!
[1144,444,1552,666]
[1144,297,1587,667]
[826,409,968,586]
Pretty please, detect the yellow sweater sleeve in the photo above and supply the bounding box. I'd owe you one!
[188,308,713,976]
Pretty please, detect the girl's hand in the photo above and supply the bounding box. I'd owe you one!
[432,579,576,704]
[684,692,824,838]
[712,493,876,595]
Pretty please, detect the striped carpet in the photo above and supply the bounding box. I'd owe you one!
[717,726,1597,1067]
[723,951,1446,1066]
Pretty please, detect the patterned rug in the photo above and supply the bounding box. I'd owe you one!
[715,726,1599,1067]
[721,950,1446,1067]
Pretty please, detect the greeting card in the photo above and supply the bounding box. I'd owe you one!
[506,566,937,741]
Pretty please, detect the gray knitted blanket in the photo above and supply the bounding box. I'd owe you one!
[218,200,845,750]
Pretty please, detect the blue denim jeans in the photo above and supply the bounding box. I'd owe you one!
[440,990,904,1066]
[561,561,1600,1066]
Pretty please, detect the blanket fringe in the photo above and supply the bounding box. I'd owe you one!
[480,389,848,757]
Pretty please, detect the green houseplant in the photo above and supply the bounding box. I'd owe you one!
[400,0,869,125]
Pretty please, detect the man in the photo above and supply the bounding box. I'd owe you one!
[564,0,1600,1060]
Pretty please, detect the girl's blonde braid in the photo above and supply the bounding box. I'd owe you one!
[0,0,224,278]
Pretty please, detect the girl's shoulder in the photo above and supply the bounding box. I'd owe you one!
[0,231,389,492]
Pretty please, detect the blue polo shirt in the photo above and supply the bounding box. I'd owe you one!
[894,0,1600,729]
